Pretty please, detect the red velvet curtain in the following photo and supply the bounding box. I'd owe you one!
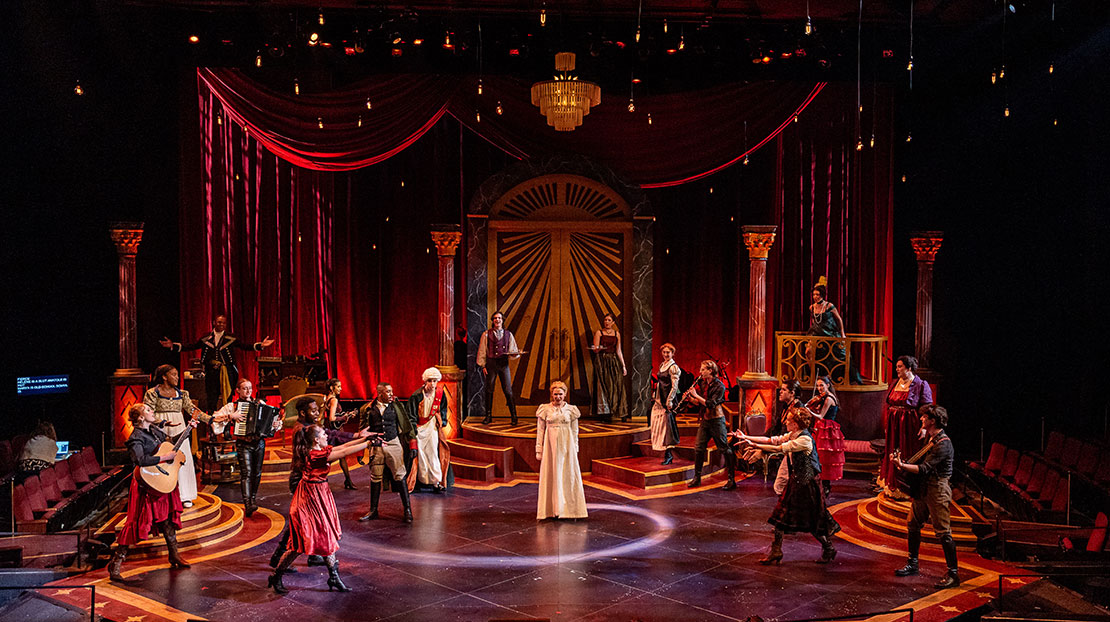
[184,69,892,397]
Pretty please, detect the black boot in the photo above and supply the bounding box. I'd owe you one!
[895,529,921,576]
[721,452,738,490]
[759,530,784,565]
[163,524,190,569]
[661,448,674,466]
[510,409,518,427]
[267,550,299,594]
[687,451,705,487]
[269,527,298,573]
[359,481,382,521]
[935,534,960,588]
[325,555,351,592]
[814,534,837,563]
[239,446,255,517]
[934,569,960,589]
[307,555,326,566]
[620,413,631,422]
[482,413,493,425]
[108,545,130,583]
[341,460,357,490]
[399,485,413,523]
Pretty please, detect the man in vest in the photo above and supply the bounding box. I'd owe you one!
[476,311,520,425]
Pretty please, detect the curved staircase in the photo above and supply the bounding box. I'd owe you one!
[95,492,244,559]
[855,491,984,550]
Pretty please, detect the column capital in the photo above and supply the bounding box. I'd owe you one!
[430,224,462,257]
[909,231,943,263]
[741,225,778,260]
[109,222,144,256]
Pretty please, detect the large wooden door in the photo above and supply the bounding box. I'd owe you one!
[489,222,631,418]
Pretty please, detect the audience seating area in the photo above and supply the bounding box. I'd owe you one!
[1,443,125,534]
[966,430,1110,524]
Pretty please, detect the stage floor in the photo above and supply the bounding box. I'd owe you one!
[53,473,1025,622]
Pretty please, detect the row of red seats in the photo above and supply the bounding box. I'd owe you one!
[10,447,120,533]
[968,442,1072,521]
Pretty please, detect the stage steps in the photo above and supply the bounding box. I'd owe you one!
[447,438,515,480]
[855,491,982,550]
[450,456,497,482]
[94,492,243,560]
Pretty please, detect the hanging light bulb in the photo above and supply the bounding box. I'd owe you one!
[991,71,997,84]
[366,97,372,110]
[476,110,481,123]
[73,81,84,96]
[308,32,320,46]
[999,65,1006,79]
[1048,63,1054,74]
[357,116,363,127]
[869,134,875,148]
[294,79,300,95]
[743,154,750,165]
[399,181,403,188]
[678,33,685,51]
[318,12,325,26]
[317,117,324,129]
[635,27,641,43]
[1004,106,1010,117]
[805,16,813,36]
[216,111,223,125]
[496,101,503,115]
[255,52,262,67]
[794,115,799,123]
[901,174,907,183]
[477,78,483,95]
[443,32,451,49]
[647,113,652,125]
[540,3,547,27]
[628,98,635,113]
[1053,118,1058,126]
[856,139,864,151]
[906,56,913,71]
[663,19,668,34]
[906,133,912,143]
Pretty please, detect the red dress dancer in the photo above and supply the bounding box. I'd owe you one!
[879,357,933,497]
[268,424,372,594]
[807,377,845,498]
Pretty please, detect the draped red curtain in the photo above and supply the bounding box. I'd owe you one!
[183,69,892,397]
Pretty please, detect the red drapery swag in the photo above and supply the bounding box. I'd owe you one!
[184,70,892,396]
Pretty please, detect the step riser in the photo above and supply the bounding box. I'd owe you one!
[451,461,496,481]
[447,442,515,478]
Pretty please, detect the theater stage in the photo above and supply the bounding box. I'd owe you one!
[36,471,1030,622]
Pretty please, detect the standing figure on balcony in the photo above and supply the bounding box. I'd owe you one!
[806,278,863,385]
[879,355,934,498]
[591,312,628,423]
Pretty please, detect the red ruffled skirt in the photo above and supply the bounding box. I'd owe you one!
[289,479,341,556]
[814,419,846,482]
[117,473,183,546]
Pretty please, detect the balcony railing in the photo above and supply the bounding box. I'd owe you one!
[773,332,889,391]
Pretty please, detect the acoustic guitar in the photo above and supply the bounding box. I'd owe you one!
[137,427,192,494]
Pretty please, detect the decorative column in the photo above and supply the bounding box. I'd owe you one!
[431,224,465,439]
[909,231,943,371]
[738,225,779,428]
[108,222,149,453]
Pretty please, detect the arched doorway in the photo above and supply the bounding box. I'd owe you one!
[465,158,653,422]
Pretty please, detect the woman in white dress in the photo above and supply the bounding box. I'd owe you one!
[535,381,588,520]
[143,365,226,507]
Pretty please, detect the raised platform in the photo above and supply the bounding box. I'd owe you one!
[461,419,651,475]
[95,492,244,559]
[855,491,987,550]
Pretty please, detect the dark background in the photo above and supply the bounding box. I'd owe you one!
[2,1,1108,459]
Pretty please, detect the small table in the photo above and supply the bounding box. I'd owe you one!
[199,438,240,484]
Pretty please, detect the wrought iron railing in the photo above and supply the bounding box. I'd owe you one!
[773,332,889,390]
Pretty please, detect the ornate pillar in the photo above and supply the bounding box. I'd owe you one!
[740,225,777,381]
[431,224,465,438]
[738,225,779,427]
[909,231,943,371]
[109,222,149,453]
[110,223,144,375]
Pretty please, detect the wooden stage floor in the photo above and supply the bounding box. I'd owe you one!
[47,472,1027,622]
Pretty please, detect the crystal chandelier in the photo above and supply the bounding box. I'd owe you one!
[530,53,601,131]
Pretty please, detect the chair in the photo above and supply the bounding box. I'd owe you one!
[66,452,90,486]
[1060,437,1083,470]
[971,442,1007,475]
[1075,443,1100,477]
[278,376,309,405]
[11,483,35,523]
[1025,460,1050,498]
[38,468,63,506]
[54,459,77,494]
[999,448,1021,480]
[20,475,48,516]
[742,412,782,483]
[1010,454,1035,489]
[1042,430,1066,462]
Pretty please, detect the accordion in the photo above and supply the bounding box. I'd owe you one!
[233,401,281,438]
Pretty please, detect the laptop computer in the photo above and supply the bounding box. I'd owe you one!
[55,440,71,460]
